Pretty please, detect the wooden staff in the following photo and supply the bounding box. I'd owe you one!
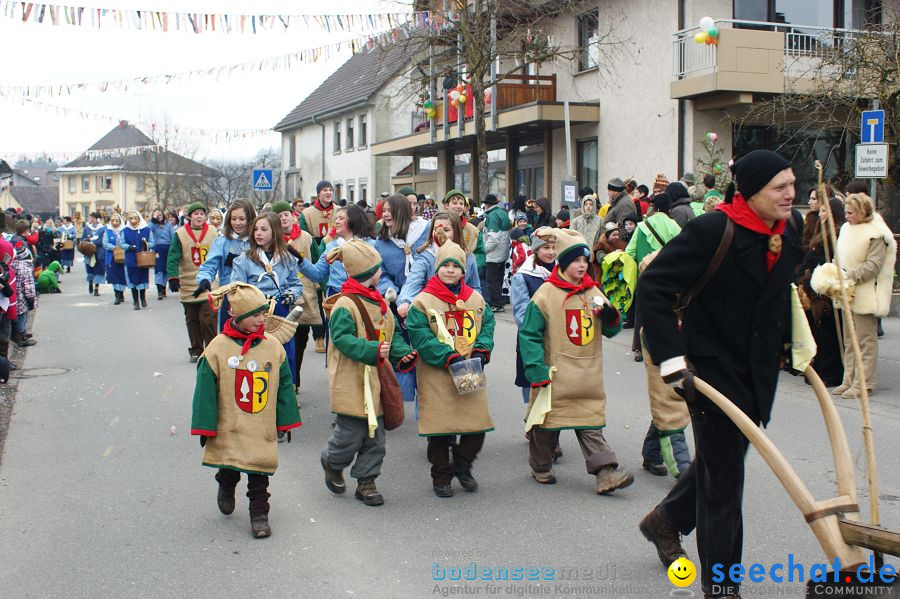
[814,162,845,354]
[815,161,880,527]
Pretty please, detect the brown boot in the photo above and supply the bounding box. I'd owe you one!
[354,477,384,506]
[0,339,16,371]
[315,337,326,353]
[217,484,235,515]
[250,514,271,538]
[321,456,346,494]
[639,508,687,567]
[531,469,556,484]
[595,466,634,495]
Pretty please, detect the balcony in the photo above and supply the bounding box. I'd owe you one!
[671,19,867,108]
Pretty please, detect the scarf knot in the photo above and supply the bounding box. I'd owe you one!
[547,266,598,304]
[716,193,787,272]
[341,278,387,315]
[421,275,473,306]
[223,318,267,356]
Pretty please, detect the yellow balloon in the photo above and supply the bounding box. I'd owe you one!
[458,94,467,104]
[694,32,707,44]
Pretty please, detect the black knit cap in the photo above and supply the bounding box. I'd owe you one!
[316,180,333,194]
[731,150,791,201]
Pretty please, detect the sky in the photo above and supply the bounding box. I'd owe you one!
[0,0,410,165]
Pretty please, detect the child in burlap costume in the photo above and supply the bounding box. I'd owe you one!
[320,240,417,506]
[191,282,301,538]
[406,242,495,498]
[518,228,634,494]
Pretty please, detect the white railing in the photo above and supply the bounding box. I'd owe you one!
[673,19,869,80]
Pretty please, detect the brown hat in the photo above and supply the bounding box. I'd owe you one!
[326,239,383,281]
[652,173,670,195]
[435,241,467,273]
[209,282,271,322]
[536,228,589,265]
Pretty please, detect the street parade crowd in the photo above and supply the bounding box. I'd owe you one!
[3,151,896,598]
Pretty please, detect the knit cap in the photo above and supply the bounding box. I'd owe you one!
[209,282,270,322]
[316,180,333,194]
[443,189,468,206]
[731,150,791,201]
[435,241,467,273]
[537,228,589,270]
[186,202,206,216]
[272,200,292,214]
[326,239,383,281]
[397,186,416,196]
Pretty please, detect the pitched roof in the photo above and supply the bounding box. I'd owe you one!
[274,44,413,132]
[57,121,222,178]
[8,186,59,216]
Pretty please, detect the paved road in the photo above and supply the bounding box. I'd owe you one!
[1,262,898,598]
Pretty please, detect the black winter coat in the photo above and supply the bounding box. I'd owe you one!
[637,210,804,426]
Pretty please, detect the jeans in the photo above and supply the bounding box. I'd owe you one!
[485,261,505,306]
[16,310,27,335]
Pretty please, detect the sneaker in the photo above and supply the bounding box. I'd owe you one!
[250,514,271,538]
[642,459,668,476]
[277,431,287,443]
[453,466,478,492]
[315,337,326,353]
[842,387,873,399]
[832,383,851,395]
[217,485,235,515]
[433,484,454,498]
[639,508,687,567]
[189,355,200,364]
[596,466,634,494]
[490,305,505,313]
[321,456,346,494]
[633,350,644,362]
[531,469,556,485]
[355,477,384,506]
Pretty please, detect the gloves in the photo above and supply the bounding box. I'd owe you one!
[286,245,303,262]
[26,298,35,310]
[200,436,208,448]
[447,354,465,369]
[598,304,619,326]
[280,292,295,306]
[192,278,212,298]
[168,278,180,293]
[0,282,12,298]
[224,253,237,268]
[660,356,696,403]
[474,351,490,368]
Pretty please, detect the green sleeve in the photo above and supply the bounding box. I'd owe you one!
[166,233,183,278]
[406,305,458,368]
[474,231,486,269]
[191,357,219,434]
[518,302,550,384]
[275,359,301,430]
[624,230,638,259]
[602,309,623,339]
[388,323,414,365]
[309,236,322,264]
[474,304,495,353]
[329,306,380,365]
[298,213,310,236]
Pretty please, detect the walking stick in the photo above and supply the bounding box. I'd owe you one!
[814,162,845,355]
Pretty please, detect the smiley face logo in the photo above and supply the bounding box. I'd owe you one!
[667,557,696,587]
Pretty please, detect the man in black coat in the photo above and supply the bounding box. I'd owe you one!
[637,150,804,599]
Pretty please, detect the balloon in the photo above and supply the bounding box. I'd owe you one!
[713,163,723,174]
[484,92,491,104]
[451,99,459,108]
[458,94,467,104]
[705,37,713,45]
[709,132,718,142]
[456,84,465,94]
[707,26,719,38]
[484,88,491,97]
[423,100,433,109]
[449,90,460,100]
[699,16,714,32]
[694,32,707,44]
[710,37,719,46]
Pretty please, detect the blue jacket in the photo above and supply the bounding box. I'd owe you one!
[82,224,106,260]
[509,256,552,327]
[230,251,303,302]
[56,224,77,240]
[299,237,394,296]
[197,235,250,286]
[103,227,123,253]
[120,226,151,268]
[149,222,174,249]
[397,246,481,306]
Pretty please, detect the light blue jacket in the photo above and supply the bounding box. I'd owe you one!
[397,246,481,306]
[230,251,303,302]
[103,227,123,252]
[197,235,251,286]
[298,237,394,296]
[149,222,174,248]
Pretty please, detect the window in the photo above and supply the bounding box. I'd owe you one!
[453,152,472,197]
[577,139,599,197]
[516,143,545,200]
[96,175,112,192]
[81,203,90,216]
[486,149,507,199]
[69,204,77,217]
[577,10,600,71]
[334,183,342,200]
[333,121,341,153]
[82,176,90,192]
[347,182,355,203]
[358,115,368,148]
[136,176,145,193]
[346,118,354,150]
[68,177,76,193]
[359,179,368,203]
[289,134,297,167]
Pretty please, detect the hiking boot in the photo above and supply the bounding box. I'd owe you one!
[217,484,235,515]
[433,484,454,498]
[250,514,271,538]
[321,456,346,494]
[639,508,687,567]
[633,350,644,362]
[355,477,384,506]
[453,465,478,492]
[531,469,556,485]
[642,459,668,476]
[832,383,851,395]
[596,466,634,494]
[315,337,326,353]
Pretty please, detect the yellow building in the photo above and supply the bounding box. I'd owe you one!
[56,121,221,218]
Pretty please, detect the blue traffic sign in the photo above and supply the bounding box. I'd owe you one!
[252,169,273,191]
[861,110,884,144]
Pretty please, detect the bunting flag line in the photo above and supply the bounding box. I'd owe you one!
[0,1,429,35]
[0,28,412,97]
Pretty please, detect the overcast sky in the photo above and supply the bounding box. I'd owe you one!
[0,0,409,164]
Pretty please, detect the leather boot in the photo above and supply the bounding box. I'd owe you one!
[595,466,634,495]
[132,288,141,310]
[321,456,346,494]
[88,282,94,294]
[0,339,16,371]
[114,290,123,305]
[639,508,687,566]
[247,476,271,538]
[354,477,384,506]
[217,484,235,515]
[139,289,147,307]
[315,337,326,353]
[93,285,100,296]
[157,284,165,300]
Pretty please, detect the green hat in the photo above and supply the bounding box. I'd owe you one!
[397,186,416,196]
[186,202,206,216]
[443,189,468,206]
[435,241,467,273]
[209,282,270,322]
[272,200,292,214]
[326,239,383,281]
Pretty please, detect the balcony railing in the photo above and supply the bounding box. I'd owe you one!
[673,19,869,80]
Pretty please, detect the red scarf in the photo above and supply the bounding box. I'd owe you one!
[421,274,473,306]
[460,216,468,228]
[223,318,267,356]
[547,266,598,304]
[341,278,387,315]
[282,223,301,242]
[185,223,209,245]
[716,193,786,272]
[314,199,333,216]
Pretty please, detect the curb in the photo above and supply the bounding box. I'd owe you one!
[0,334,29,469]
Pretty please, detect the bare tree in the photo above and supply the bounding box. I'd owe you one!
[201,149,283,210]
[140,123,221,211]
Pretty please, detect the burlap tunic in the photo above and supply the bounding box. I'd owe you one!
[174,225,218,302]
[410,292,493,436]
[286,230,323,326]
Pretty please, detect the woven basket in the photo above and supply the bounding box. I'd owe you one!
[77,240,96,257]
[112,247,125,264]
[61,240,75,250]
[136,250,156,268]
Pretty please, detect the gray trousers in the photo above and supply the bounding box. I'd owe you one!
[529,428,617,474]
[322,414,386,480]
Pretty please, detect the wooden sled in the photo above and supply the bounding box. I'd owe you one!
[693,370,899,566]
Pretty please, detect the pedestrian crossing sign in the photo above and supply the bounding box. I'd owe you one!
[252,169,273,191]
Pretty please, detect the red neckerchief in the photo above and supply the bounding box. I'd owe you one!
[185,223,209,245]
[547,266,598,304]
[421,274,473,306]
[223,318,267,357]
[460,216,468,228]
[282,223,301,242]
[716,193,786,272]
[341,278,387,315]
[314,199,333,217]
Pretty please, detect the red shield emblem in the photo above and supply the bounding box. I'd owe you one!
[445,310,477,345]
[565,308,595,346]
[317,222,329,237]
[234,370,269,413]
[190,245,208,267]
